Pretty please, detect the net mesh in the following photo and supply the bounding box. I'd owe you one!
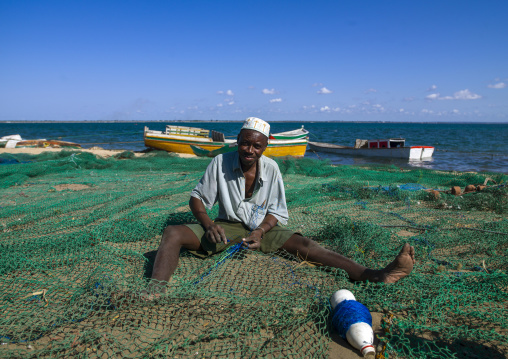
[0,151,506,358]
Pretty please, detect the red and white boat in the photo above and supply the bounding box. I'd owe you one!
[308,138,434,160]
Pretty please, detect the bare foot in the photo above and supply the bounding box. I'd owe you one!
[137,280,167,302]
[137,289,162,302]
[380,243,415,283]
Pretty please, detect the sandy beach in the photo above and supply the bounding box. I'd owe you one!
[0,147,197,158]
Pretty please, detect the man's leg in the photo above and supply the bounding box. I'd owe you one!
[281,234,415,283]
[147,225,202,294]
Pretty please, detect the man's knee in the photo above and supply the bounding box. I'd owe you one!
[161,225,188,243]
[161,225,200,250]
[161,225,177,240]
[283,234,316,252]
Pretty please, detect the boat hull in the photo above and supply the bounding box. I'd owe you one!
[144,135,222,154]
[190,144,237,157]
[308,142,434,160]
[14,140,82,148]
[145,131,308,157]
[269,126,309,140]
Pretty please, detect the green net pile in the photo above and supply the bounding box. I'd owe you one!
[0,151,506,358]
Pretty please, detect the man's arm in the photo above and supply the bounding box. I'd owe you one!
[189,196,227,244]
[242,213,278,249]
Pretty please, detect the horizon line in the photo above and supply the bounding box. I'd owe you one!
[1,120,507,125]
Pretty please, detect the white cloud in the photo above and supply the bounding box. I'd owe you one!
[403,97,416,102]
[317,87,333,94]
[227,101,235,105]
[262,88,276,95]
[269,98,282,103]
[442,89,482,100]
[488,82,506,89]
[364,88,377,94]
[216,103,223,107]
[425,93,440,100]
[426,89,482,101]
[320,106,331,112]
[312,83,323,87]
[217,89,235,96]
[427,85,437,91]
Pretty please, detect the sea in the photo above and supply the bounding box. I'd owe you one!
[1,121,507,174]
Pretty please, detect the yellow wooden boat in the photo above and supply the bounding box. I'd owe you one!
[144,125,308,157]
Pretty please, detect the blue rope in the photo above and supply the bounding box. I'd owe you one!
[398,183,428,191]
[355,201,368,209]
[412,236,449,266]
[192,241,244,285]
[331,300,372,339]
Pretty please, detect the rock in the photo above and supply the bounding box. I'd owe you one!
[429,190,440,199]
[464,185,476,193]
[451,186,462,195]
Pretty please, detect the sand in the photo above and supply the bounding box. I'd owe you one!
[0,147,197,158]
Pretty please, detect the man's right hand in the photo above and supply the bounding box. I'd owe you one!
[189,197,227,245]
[205,223,227,244]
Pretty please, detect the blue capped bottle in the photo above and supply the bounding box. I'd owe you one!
[330,289,375,357]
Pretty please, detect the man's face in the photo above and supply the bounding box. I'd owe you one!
[237,129,268,167]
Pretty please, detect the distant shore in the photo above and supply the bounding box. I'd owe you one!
[1,120,507,124]
[0,147,197,158]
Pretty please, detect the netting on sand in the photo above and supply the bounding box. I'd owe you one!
[0,151,507,358]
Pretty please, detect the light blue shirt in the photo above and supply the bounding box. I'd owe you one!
[190,151,289,230]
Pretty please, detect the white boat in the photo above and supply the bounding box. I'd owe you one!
[308,138,434,160]
[269,126,309,140]
[0,134,22,148]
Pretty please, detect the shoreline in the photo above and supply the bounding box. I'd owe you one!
[0,147,197,158]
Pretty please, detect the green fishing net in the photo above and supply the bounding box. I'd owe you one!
[0,151,506,358]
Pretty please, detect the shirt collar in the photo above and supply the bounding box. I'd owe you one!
[232,152,266,182]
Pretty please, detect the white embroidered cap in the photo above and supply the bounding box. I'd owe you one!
[241,117,270,137]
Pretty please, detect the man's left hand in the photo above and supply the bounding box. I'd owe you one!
[242,232,262,250]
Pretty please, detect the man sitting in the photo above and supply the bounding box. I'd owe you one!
[146,117,415,297]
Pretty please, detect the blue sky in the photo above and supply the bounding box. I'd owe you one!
[1,1,507,122]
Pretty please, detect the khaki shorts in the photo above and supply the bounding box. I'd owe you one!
[184,220,296,258]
